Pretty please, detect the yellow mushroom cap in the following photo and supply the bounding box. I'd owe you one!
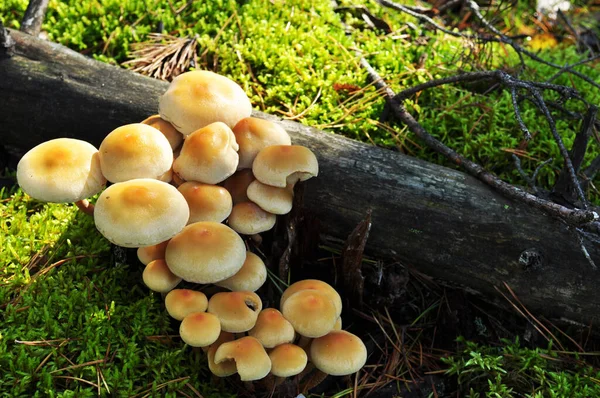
[165,222,246,283]
[208,332,237,377]
[173,122,239,184]
[223,169,255,204]
[177,182,233,224]
[280,279,343,319]
[179,312,221,347]
[249,308,295,348]
[98,123,173,183]
[137,240,170,265]
[215,251,267,292]
[142,259,182,293]
[252,145,318,188]
[158,70,252,135]
[207,291,263,333]
[164,289,208,321]
[281,290,338,338]
[246,180,294,215]
[269,344,308,377]
[214,336,272,381]
[333,317,342,330]
[310,330,367,376]
[17,138,106,203]
[232,117,291,169]
[228,202,276,235]
[140,114,184,150]
[94,179,189,247]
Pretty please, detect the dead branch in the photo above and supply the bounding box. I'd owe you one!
[20,0,49,36]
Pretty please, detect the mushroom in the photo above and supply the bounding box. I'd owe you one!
[252,145,318,188]
[310,330,367,376]
[137,240,170,265]
[177,182,233,224]
[164,289,208,320]
[207,291,262,333]
[268,343,308,377]
[158,70,252,135]
[142,259,182,293]
[213,336,272,381]
[98,123,173,183]
[215,251,267,292]
[280,279,343,319]
[246,180,295,215]
[207,332,237,377]
[172,122,239,184]
[94,179,189,247]
[281,290,338,338]
[140,114,184,151]
[232,117,291,169]
[227,202,276,235]
[179,312,221,347]
[165,222,246,284]
[16,138,106,216]
[248,308,295,348]
[222,169,255,204]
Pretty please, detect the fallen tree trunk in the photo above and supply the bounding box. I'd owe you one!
[2,28,599,324]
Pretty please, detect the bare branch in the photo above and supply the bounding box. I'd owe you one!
[20,0,49,36]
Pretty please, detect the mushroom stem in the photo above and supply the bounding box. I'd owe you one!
[74,199,95,216]
[250,234,262,245]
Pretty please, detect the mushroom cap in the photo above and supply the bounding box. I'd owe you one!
[215,251,267,292]
[333,317,342,331]
[164,289,208,321]
[94,179,189,247]
[207,332,237,377]
[223,169,255,204]
[281,290,338,338]
[142,259,182,293]
[98,123,173,183]
[280,279,342,319]
[141,114,184,150]
[207,291,263,333]
[159,70,252,135]
[269,344,308,377]
[179,312,221,347]
[310,330,367,376]
[246,180,294,215]
[137,240,170,265]
[165,222,246,283]
[17,138,106,203]
[248,308,295,348]
[157,167,173,183]
[172,122,239,184]
[228,202,276,235]
[252,145,318,188]
[214,336,272,381]
[177,182,233,224]
[232,117,291,169]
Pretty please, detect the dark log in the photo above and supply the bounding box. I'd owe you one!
[2,28,600,324]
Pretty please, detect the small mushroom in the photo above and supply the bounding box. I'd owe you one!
[140,114,184,151]
[249,308,295,348]
[228,202,276,235]
[280,279,342,319]
[214,336,272,381]
[232,117,291,169]
[207,332,237,377]
[142,259,182,293]
[269,343,308,377]
[216,251,267,292]
[310,330,367,376]
[177,182,233,224]
[164,289,208,321]
[223,169,255,204]
[137,240,170,265]
[281,290,338,338]
[252,145,318,188]
[246,180,295,215]
[179,312,221,347]
[207,291,263,333]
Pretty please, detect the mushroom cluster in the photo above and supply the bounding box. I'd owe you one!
[15,70,366,384]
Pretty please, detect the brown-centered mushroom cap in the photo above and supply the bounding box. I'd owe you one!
[223,169,255,204]
[227,202,276,235]
[310,330,367,376]
[269,343,308,377]
[249,308,295,348]
[215,251,267,292]
[252,145,318,188]
[207,332,237,377]
[172,122,239,184]
[94,179,189,247]
[207,291,263,333]
[177,181,233,224]
[214,336,272,381]
[137,240,170,265]
[164,289,208,321]
[281,290,338,338]
[232,117,291,169]
[246,180,294,215]
[98,123,173,183]
[159,70,252,135]
[165,222,246,283]
[17,138,106,203]
[280,279,343,319]
[141,114,184,151]
[179,312,221,347]
[142,259,182,293]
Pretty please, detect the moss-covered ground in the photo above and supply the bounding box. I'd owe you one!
[2,0,600,396]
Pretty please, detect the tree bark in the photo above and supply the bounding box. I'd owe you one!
[1,28,600,324]
[20,0,50,36]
